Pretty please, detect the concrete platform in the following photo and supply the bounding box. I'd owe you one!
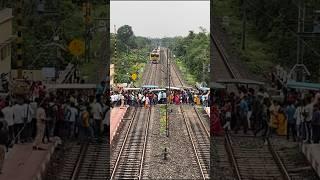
[302,143,320,177]
[0,137,61,180]
[110,106,128,143]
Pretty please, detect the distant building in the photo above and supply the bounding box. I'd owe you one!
[0,8,14,92]
[0,8,14,75]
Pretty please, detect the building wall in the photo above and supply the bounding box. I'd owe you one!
[0,8,13,75]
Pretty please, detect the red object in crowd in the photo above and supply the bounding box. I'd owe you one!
[174,95,180,105]
[210,105,224,136]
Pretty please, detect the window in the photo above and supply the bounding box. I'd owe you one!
[0,44,10,61]
[1,47,5,60]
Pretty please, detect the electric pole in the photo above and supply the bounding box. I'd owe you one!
[16,0,23,79]
[241,0,246,50]
[166,48,170,137]
[83,0,92,63]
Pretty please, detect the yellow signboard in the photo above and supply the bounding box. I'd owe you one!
[68,39,85,56]
[131,73,137,81]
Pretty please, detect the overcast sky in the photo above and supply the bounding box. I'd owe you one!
[110,1,210,38]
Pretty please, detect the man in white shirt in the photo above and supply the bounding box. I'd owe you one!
[304,98,314,143]
[1,101,14,146]
[103,106,110,137]
[33,103,46,150]
[13,100,25,143]
[23,100,34,142]
[67,103,78,138]
[91,101,102,137]
[29,100,38,139]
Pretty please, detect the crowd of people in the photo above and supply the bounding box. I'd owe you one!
[110,88,210,108]
[211,86,320,144]
[0,81,110,174]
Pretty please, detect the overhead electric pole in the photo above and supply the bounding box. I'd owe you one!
[241,0,246,50]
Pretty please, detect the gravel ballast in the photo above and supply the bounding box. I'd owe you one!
[145,104,202,179]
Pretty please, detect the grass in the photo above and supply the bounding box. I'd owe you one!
[159,105,167,135]
[214,0,275,75]
[175,58,197,85]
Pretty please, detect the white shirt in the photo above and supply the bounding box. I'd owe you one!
[30,102,37,119]
[294,106,304,125]
[36,107,46,121]
[68,107,78,122]
[305,103,313,122]
[13,104,25,124]
[91,103,102,120]
[24,104,34,123]
[1,106,14,126]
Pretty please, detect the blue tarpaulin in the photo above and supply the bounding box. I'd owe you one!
[287,81,320,90]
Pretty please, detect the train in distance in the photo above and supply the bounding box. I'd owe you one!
[150,47,160,64]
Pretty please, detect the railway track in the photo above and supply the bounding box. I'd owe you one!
[226,134,290,179]
[110,107,152,179]
[270,138,320,180]
[45,139,109,180]
[169,51,210,179]
[211,33,294,179]
[180,105,210,179]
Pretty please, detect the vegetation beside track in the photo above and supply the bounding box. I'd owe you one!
[162,29,210,84]
[213,0,320,80]
[159,105,167,135]
[175,58,196,85]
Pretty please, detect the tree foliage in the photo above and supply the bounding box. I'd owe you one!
[214,0,320,80]
[165,28,210,83]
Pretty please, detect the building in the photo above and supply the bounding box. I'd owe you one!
[0,8,14,75]
[0,8,14,92]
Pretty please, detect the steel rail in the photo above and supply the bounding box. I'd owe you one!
[180,105,207,180]
[70,142,89,180]
[138,107,152,179]
[110,107,139,179]
[267,139,291,180]
[224,132,242,180]
[193,106,210,137]
[210,34,237,79]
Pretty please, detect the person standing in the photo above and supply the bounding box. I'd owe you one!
[223,100,232,131]
[103,106,110,137]
[29,99,38,139]
[90,101,102,137]
[286,102,296,141]
[1,101,14,146]
[312,104,320,143]
[304,98,314,143]
[0,118,9,174]
[67,103,78,139]
[33,103,46,150]
[23,100,34,142]
[294,101,305,140]
[237,96,249,134]
[269,100,280,137]
[13,100,25,144]
[79,105,90,142]
[145,95,150,109]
